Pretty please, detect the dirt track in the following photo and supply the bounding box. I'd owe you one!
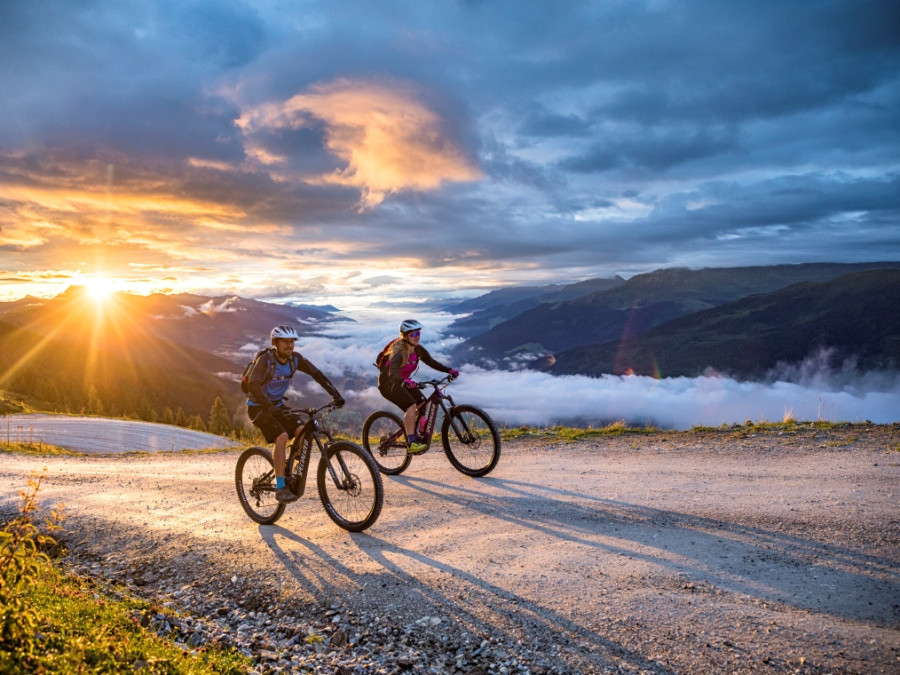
[2,424,898,673]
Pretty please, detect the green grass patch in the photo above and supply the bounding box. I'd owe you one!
[500,421,661,442]
[690,419,854,434]
[0,472,251,674]
[0,441,80,456]
[5,567,249,674]
[0,391,38,416]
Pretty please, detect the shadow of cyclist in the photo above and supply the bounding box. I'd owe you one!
[392,473,899,626]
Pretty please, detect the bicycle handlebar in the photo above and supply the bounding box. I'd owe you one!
[416,375,455,389]
[284,401,342,417]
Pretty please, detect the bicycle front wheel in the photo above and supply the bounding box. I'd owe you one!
[235,446,286,525]
[362,410,411,475]
[441,405,501,477]
[318,441,384,532]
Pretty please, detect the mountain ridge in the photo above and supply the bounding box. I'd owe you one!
[451,261,900,366]
[549,269,900,379]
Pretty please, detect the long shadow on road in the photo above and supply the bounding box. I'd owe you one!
[397,474,899,626]
[257,519,670,674]
[253,470,897,672]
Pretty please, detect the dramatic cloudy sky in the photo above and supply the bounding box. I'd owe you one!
[1,0,898,306]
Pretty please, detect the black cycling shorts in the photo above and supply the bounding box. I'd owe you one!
[379,380,425,412]
[248,405,301,443]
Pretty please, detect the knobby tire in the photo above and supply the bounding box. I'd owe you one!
[317,441,384,532]
[362,410,412,475]
[441,404,501,477]
[235,446,286,525]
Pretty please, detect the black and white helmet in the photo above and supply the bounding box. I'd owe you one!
[270,324,300,344]
[399,319,423,335]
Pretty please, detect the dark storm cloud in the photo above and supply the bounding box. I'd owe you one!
[559,126,741,173]
[1,0,898,301]
[0,0,262,159]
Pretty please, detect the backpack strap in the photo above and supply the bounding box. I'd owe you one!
[264,349,298,384]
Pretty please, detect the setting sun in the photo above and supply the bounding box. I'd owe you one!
[82,276,116,302]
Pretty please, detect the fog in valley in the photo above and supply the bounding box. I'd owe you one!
[277,308,900,430]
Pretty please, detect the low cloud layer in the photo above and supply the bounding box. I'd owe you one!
[292,308,900,429]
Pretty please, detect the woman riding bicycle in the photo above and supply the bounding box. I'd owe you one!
[377,319,458,454]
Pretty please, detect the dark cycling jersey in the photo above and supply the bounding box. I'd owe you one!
[247,350,340,410]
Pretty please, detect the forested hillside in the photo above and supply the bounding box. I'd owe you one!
[0,318,240,422]
[550,269,900,378]
[451,262,900,369]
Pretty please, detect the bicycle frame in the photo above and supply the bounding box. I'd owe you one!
[384,377,471,452]
[285,405,352,497]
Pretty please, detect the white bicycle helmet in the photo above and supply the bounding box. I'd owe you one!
[270,324,300,344]
[399,319,423,335]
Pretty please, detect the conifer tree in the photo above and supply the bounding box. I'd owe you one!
[86,385,104,416]
[208,397,231,436]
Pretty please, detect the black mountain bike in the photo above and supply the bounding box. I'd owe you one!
[362,376,501,477]
[236,403,383,532]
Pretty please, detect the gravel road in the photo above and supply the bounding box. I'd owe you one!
[2,423,898,674]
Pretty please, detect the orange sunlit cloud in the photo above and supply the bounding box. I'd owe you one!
[4,184,244,221]
[0,77,492,303]
[236,78,482,208]
[0,180,280,270]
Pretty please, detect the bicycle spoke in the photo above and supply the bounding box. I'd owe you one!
[318,442,383,532]
[362,411,411,475]
[442,405,501,477]
[235,446,286,525]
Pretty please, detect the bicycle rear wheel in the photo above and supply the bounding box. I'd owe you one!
[235,446,286,525]
[361,410,411,475]
[441,404,501,477]
[318,441,384,532]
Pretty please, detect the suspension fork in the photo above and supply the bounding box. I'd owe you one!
[316,426,354,489]
[437,393,470,440]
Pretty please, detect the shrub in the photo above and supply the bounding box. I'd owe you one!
[0,469,63,656]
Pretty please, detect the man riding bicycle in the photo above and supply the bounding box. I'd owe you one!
[247,324,345,503]
[377,319,458,454]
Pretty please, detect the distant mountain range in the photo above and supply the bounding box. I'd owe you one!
[550,269,900,378]
[2,261,898,422]
[449,262,900,377]
[0,287,349,358]
[0,287,348,421]
[442,276,625,338]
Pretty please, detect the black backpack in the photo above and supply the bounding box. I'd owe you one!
[240,348,297,394]
[374,338,400,371]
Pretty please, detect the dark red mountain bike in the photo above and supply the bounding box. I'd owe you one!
[362,376,501,477]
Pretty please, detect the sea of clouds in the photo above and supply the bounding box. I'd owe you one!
[288,307,900,430]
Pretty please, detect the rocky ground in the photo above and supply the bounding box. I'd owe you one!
[2,423,899,674]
